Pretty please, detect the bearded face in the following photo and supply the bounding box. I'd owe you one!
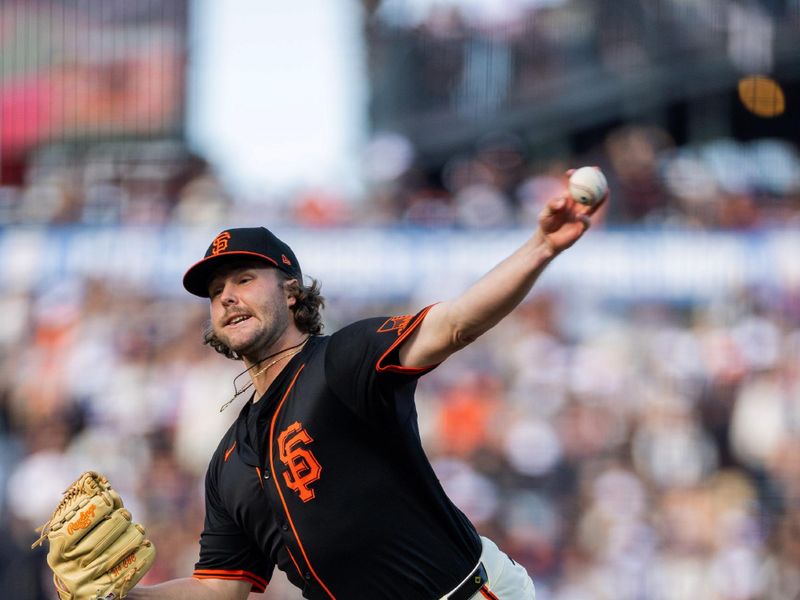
[208,264,294,363]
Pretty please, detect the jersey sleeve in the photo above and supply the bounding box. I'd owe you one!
[325,304,439,423]
[193,461,273,593]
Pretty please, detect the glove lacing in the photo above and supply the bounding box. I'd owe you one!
[31,474,113,548]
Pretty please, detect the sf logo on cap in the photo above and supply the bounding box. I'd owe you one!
[211,231,231,255]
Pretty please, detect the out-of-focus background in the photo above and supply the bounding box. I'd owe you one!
[1,0,799,598]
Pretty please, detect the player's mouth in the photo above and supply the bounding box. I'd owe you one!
[224,313,252,328]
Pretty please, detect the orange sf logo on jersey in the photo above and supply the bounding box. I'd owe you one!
[278,422,321,502]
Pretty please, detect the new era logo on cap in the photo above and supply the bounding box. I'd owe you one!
[183,227,302,297]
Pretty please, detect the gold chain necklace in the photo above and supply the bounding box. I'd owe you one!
[248,350,299,379]
[219,338,309,412]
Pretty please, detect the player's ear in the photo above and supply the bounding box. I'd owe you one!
[283,277,299,307]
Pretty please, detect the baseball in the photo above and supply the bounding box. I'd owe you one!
[568,166,608,207]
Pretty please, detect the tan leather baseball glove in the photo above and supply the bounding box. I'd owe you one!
[31,471,156,600]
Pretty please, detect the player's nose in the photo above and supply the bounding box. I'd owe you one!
[219,282,239,306]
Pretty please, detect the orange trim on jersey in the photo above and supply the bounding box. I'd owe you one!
[375,304,438,374]
[268,364,337,600]
[479,585,500,600]
[287,548,304,578]
[192,569,267,593]
[224,441,237,462]
[255,466,264,489]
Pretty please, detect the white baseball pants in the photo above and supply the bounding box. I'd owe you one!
[439,536,536,600]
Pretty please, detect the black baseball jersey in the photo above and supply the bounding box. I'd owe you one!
[193,306,482,599]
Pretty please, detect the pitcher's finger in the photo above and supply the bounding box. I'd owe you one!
[585,186,610,215]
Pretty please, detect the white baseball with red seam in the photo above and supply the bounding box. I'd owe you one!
[568,166,607,207]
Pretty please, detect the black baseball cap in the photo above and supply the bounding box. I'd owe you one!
[183,227,302,297]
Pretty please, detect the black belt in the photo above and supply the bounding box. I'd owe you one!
[447,562,488,600]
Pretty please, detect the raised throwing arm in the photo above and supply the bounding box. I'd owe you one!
[400,180,606,368]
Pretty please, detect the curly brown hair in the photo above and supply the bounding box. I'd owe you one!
[278,271,325,336]
[203,270,325,360]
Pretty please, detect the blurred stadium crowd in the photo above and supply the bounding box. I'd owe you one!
[2,0,800,599]
[368,0,799,118]
[2,126,800,230]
